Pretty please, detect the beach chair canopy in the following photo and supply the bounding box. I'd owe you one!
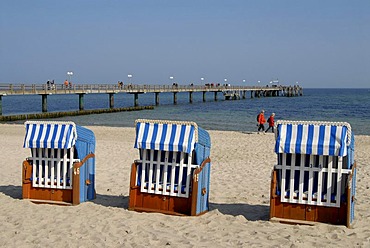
[274,121,352,157]
[23,121,77,149]
[134,119,209,154]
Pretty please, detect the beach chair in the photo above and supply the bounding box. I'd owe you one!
[22,121,96,205]
[129,119,212,216]
[270,120,356,227]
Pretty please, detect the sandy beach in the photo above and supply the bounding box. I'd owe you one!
[1,123,370,247]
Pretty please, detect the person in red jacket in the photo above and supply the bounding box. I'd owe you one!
[257,109,266,132]
[265,113,275,133]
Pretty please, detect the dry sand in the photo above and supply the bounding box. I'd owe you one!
[1,124,370,247]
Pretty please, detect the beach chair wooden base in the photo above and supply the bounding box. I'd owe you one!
[270,170,353,228]
[128,158,210,216]
[21,153,95,206]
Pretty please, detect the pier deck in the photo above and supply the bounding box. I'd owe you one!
[0,83,303,117]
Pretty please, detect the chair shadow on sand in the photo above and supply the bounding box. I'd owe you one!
[210,202,270,221]
[0,185,23,200]
[92,193,129,208]
[0,185,269,221]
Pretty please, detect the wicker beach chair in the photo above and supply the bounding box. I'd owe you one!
[22,121,96,205]
[270,120,356,227]
[129,119,212,216]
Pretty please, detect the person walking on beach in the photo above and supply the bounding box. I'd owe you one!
[265,113,275,133]
[257,109,266,132]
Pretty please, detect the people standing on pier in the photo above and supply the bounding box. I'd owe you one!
[64,80,69,89]
[257,109,266,132]
[46,80,51,90]
[265,113,275,133]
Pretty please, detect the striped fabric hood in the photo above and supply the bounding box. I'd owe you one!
[134,119,198,153]
[274,121,351,156]
[23,121,77,149]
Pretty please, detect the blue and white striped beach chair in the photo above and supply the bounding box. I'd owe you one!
[270,120,356,227]
[129,119,212,216]
[22,121,96,205]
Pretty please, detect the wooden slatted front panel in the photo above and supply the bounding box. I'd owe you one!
[30,148,79,189]
[276,153,351,207]
[137,149,198,198]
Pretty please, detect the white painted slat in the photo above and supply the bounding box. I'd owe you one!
[316,155,323,205]
[280,153,287,203]
[140,149,147,193]
[335,157,343,207]
[184,153,192,197]
[169,152,177,196]
[62,149,68,189]
[177,152,185,197]
[162,151,169,195]
[50,150,55,188]
[154,151,161,194]
[32,148,37,188]
[307,155,314,204]
[44,149,50,188]
[326,156,333,203]
[38,148,43,187]
[56,149,61,188]
[289,154,296,202]
[298,154,305,204]
[148,150,154,193]
[68,148,74,187]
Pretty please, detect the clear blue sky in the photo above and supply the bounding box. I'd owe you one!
[1,0,369,88]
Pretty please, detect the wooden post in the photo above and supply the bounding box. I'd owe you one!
[189,91,193,103]
[214,92,217,101]
[41,94,48,112]
[251,91,254,98]
[109,93,115,109]
[134,93,139,107]
[72,166,80,205]
[79,93,85,111]
[173,92,177,104]
[155,92,160,105]
[242,91,246,99]
[0,95,2,116]
[203,91,206,102]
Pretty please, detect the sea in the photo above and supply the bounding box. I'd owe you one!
[2,88,370,135]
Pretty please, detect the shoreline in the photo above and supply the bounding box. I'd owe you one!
[1,124,370,247]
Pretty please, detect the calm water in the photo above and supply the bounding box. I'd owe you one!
[2,88,370,135]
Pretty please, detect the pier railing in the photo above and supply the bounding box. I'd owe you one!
[0,83,303,117]
[0,83,295,95]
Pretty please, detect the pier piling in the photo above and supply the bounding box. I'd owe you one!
[109,93,115,109]
[155,92,159,105]
[41,94,48,112]
[173,92,177,104]
[134,93,139,107]
[79,93,85,111]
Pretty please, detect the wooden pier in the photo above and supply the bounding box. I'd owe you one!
[0,83,303,116]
